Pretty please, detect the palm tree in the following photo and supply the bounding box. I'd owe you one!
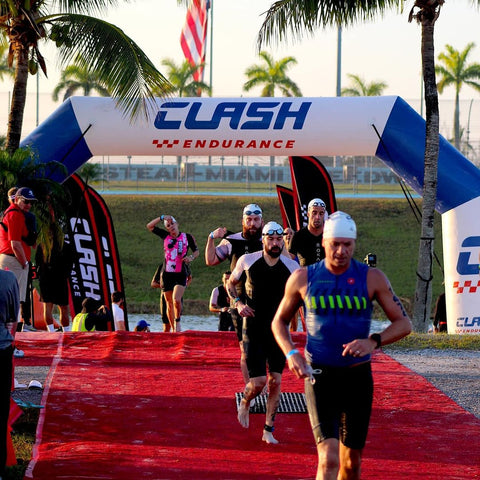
[0,40,14,82]
[0,148,69,248]
[76,162,104,185]
[52,63,110,102]
[257,1,463,332]
[435,43,480,150]
[160,58,211,97]
[0,1,171,154]
[341,74,387,97]
[243,51,302,97]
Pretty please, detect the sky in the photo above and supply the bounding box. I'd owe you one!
[4,0,480,148]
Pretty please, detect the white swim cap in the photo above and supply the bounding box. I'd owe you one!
[308,198,326,210]
[243,203,262,217]
[323,211,357,239]
[262,221,284,236]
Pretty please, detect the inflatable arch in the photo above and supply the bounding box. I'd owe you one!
[21,96,480,334]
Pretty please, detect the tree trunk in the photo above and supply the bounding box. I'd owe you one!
[6,47,29,154]
[412,21,439,332]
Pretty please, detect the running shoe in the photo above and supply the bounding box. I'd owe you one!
[22,323,36,332]
[14,347,25,358]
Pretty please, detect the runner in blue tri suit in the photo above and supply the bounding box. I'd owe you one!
[272,211,412,479]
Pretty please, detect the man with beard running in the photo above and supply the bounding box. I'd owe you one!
[227,221,299,444]
[205,203,264,385]
[289,198,328,266]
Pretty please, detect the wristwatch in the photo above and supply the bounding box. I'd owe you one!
[369,333,382,349]
[23,261,29,269]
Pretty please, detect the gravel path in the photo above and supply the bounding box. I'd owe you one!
[12,350,480,419]
[386,349,480,419]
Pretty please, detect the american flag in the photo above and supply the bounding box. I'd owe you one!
[180,0,210,82]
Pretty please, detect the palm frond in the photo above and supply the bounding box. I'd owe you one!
[44,13,171,120]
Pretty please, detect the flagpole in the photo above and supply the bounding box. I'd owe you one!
[209,0,213,95]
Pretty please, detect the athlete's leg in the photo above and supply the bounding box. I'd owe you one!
[315,439,340,480]
[59,305,70,329]
[262,371,282,444]
[338,443,363,480]
[172,284,185,332]
[237,375,266,428]
[162,290,175,331]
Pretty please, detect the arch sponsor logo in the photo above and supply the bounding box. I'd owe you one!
[152,100,312,152]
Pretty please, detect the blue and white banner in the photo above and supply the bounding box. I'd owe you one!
[21,95,480,334]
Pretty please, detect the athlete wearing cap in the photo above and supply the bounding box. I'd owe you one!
[227,221,299,444]
[205,203,264,384]
[272,211,411,479]
[288,197,328,267]
[0,186,38,333]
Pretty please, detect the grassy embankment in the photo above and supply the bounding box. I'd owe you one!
[106,195,445,318]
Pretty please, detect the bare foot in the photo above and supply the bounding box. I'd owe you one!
[237,399,250,428]
[262,430,279,444]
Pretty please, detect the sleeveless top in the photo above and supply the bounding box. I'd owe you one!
[305,259,372,367]
[164,232,188,273]
[72,313,94,332]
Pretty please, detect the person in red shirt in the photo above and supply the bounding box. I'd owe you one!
[0,187,37,317]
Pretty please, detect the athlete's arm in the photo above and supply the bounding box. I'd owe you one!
[205,227,227,266]
[342,268,412,357]
[272,268,309,379]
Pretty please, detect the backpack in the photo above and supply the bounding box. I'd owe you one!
[0,207,38,246]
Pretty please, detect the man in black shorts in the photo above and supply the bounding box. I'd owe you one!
[272,211,412,478]
[205,203,263,384]
[227,221,299,444]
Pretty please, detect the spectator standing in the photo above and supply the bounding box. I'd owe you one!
[433,292,447,333]
[272,211,412,479]
[147,214,199,332]
[227,221,300,444]
[205,203,264,384]
[0,269,19,479]
[35,223,73,332]
[111,291,126,331]
[209,271,234,331]
[0,187,38,333]
[289,198,328,266]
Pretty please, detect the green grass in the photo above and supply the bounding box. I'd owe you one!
[104,195,444,317]
[384,333,480,350]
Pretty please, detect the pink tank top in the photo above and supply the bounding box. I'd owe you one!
[164,232,188,272]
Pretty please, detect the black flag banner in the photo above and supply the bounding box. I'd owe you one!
[276,185,297,230]
[289,156,337,229]
[63,174,127,325]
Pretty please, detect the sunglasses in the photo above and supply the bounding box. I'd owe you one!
[310,201,326,208]
[263,228,284,236]
[22,198,34,205]
[244,209,262,216]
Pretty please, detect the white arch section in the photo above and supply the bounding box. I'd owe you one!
[21,96,480,334]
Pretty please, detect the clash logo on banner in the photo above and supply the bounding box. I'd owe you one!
[152,100,312,152]
[154,101,312,130]
[64,174,126,319]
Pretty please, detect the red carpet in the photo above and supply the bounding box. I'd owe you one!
[14,332,480,480]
